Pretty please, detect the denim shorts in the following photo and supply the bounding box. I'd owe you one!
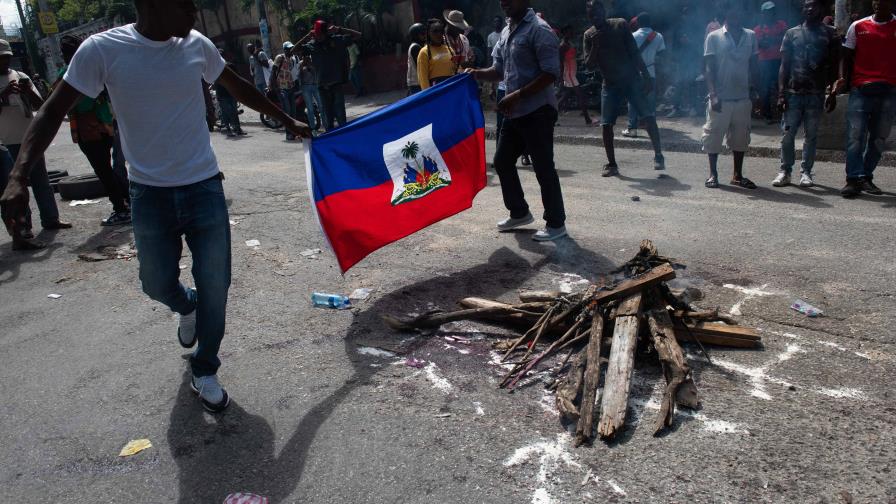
[601,82,653,126]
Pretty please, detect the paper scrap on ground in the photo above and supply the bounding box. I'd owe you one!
[69,199,101,207]
[47,293,62,299]
[245,239,261,248]
[118,438,152,457]
[349,288,373,301]
[300,248,322,258]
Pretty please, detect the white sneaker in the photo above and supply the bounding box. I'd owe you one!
[772,172,791,187]
[497,213,534,231]
[622,128,638,138]
[178,310,197,348]
[190,374,230,413]
[533,226,568,242]
[799,172,814,188]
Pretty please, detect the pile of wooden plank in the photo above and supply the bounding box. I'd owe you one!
[384,240,761,445]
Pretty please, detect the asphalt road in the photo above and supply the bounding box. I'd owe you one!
[1,124,894,504]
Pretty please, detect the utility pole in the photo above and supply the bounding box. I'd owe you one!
[13,0,39,75]
[256,0,271,57]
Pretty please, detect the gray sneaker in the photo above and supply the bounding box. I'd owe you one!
[191,374,230,413]
[497,213,534,232]
[772,172,791,187]
[533,226,568,242]
[178,309,197,348]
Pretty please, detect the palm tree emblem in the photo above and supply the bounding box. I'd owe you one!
[401,141,424,175]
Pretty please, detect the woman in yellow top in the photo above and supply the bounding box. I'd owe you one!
[416,19,457,90]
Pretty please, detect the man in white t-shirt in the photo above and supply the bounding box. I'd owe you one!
[0,0,311,413]
[623,12,666,138]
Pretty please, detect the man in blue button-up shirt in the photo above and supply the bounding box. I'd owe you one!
[467,0,567,242]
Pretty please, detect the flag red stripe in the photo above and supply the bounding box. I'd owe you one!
[316,128,486,272]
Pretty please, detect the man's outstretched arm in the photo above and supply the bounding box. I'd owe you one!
[217,65,311,139]
[0,82,82,236]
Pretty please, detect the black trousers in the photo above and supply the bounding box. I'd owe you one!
[79,136,129,213]
[493,105,565,229]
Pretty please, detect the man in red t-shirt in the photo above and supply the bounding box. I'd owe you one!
[828,0,896,198]
[755,2,788,122]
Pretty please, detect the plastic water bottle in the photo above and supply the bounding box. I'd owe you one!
[311,292,351,309]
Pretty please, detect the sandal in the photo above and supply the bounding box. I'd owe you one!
[705,177,719,188]
[730,177,757,189]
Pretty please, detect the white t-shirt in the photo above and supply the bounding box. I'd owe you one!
[63,25,226,187]
[632,28,666,78]
[0,70,41,145]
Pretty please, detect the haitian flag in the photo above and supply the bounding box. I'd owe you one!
[304,73,486,272]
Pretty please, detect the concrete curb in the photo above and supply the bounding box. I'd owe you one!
[237,119,895,167]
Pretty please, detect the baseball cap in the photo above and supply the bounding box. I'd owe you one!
[0,39,13,56]
[761,2,776,11]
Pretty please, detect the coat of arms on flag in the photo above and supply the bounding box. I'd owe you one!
[304,74,486,272]
[384,125,452,206]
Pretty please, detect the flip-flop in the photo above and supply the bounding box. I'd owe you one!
[705,177,719,188]
[731,177,757,189]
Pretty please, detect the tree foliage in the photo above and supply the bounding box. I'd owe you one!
[46,0,135,26]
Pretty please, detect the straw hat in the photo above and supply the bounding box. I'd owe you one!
[443,10,471,31]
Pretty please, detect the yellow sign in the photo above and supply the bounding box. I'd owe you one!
[38,12,59,35]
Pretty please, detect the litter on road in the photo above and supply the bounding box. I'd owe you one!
[349,288,373,301]
[245,239,261,248]
[47,293,62,299]
[791,299,823,317]
[68,199,102,207]
[300,248,322,258]
[311,292,351,309]
[384,241,763,446]
[223,493,269,504]
[118,438,152,457]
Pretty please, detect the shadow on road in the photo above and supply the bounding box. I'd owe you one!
[718,184,832,208]
[167,241,616,502]
[617,173,693,198]
[0,240,63,286]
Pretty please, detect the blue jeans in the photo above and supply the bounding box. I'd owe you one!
[628,87,657,129]
[130,176,231,377]
[319,85,347,130]
[218,94,241,132]
[602,81,652,126]
[301,84,324,131]
[278,88,297,138]
[780,93,823,175]
[4,144,59,229]
[845,87,896,180]
[350,65,364,95]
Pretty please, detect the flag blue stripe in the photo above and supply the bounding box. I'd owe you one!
[310,74,484,202]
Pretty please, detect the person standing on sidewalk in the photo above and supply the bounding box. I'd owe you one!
[269,41,299,141]
[772,0,838,189]
[702,1,760,190]
[348,41,364,97]
[215,49,246,137]
[584,1,666,176]
[829,0,896,198]
[558,25,593,126]
[444,10,475,68]
[406,23,426,95]
[0,39,71,250]
[298,48,324,131]
[467,0,567,242]
[59,34,132,226]
[247,42,269,94]
[0,1,311,412]
[755,2,788,124]
[299,21,361,131]
[622,12,665,138]
[417,19,457,90]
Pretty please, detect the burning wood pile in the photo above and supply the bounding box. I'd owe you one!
[384,241,762,446]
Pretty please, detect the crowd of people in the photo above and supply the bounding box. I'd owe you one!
[408,0,894,198]
[0,0,893,413]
